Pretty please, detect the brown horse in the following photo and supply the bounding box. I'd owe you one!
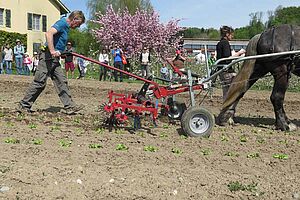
[217,24,300,131]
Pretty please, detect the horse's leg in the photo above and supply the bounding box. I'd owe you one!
[217,63,268,125]
[271,64,296,131]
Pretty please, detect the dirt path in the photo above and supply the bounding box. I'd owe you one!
[0,75,300,200]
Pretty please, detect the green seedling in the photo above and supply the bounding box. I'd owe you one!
[227,181,258,192]
[32,138,43,145]
[59,139,72,147]
[278,139,288,144]
[256,137,265,144]
[4,138,20,144]
[159,132,168,138]
[137,131,145,138]
[16,113,24,121]
[116,144,128,151]
[115,129,125,135]
[247,152,260,158]
[240,135,247,143]
[50,125,61,132]
[171,148,182,155]
[6,122,14,127]
[56,117,64,122]
[163,124,169,129]
[28,123,37,129]
[221,134,229,142]
[180,135,188,139]
[201,148,211,156]
[0,112,4,118]
[144,145,158,152]
[95,127,105,134]
[272,153,288,160]
[89,143,102,149]
[224,152,239,157]
[73,118,80,124]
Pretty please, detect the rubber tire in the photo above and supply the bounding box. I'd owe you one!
[181,106,215,137]
[167,101,187,120]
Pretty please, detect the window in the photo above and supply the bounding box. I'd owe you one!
[5,9,11,28]
[0,9,3,26]
[28,13,41,31]
[42,15,47,32]
[33,14,40,30]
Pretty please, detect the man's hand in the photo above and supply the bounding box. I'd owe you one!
[50,50,61,57]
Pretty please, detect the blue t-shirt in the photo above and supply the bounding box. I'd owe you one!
[49,18,70,53]
[111,49,122,62]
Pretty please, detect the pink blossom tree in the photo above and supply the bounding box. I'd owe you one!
[91,5,183,59]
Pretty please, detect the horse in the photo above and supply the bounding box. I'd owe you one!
[216,24,300,131]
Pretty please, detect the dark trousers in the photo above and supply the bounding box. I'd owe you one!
[113,61,123,82]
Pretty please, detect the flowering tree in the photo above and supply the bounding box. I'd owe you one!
[91,5,183,59]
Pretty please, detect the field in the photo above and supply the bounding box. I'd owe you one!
[0,74,300,200]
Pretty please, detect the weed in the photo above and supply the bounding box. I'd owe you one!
[16,113,24,121]
[32,138,43,145]
[256,137,265,144]
[0,112,4,118]
[171,148,182,155]
[247,153,260,158]
[144,145,158,152]
[115,129,125,135]
[278,139,288,145]
[201,148,211,156]
[163,124,169,129]
[59,139,72,147]
[272,153,288,160]
[180,135,188,139]
[89,143,102,149]
[6,122,14,127]
[4,138,20,144]
[56,117,64,122]
[116,144,128,151]
[73,118,80,124]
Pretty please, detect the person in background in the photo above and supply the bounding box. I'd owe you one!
[3,44,13,74]
[0,45,5,74]
[111,44,123,82]
[31,52,39,75]
[208,51,216,66]
[172,48,186,71]
[14,39,25,75]
[23,52,32,76]
[139,46,151,78]
[216,25,246,100]
[98,48,110,81]
[76,56,87,79]
[160,62,169,80]
[17,10,85,114]
[64,41,75,79]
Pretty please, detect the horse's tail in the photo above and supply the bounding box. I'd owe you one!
[222,34,261,109]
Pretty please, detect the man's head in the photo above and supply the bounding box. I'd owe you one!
[68,10,85,29]
[220,25,234,40]
[67,41,72,49]
[143,47,147,52]
[16,39,21,45]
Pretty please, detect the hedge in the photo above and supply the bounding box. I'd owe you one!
[0,30,27,49]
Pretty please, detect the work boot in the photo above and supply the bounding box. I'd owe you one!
[63,104,84,115]
[15,103,32,114]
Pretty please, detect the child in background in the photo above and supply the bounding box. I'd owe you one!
[23,52,32,76]
[77,57,87,79]
[31,52,39,75]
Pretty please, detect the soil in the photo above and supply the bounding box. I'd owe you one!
[0,74,300,200]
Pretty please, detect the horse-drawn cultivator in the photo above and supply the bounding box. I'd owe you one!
[72,52,215,137]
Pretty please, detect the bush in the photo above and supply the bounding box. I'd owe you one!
[0,30,27,49]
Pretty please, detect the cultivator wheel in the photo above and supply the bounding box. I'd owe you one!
[167,100,187,120]
[181,106,214,137]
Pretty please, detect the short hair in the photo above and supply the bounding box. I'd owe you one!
[68,10,85,23]
[220,26,234,37]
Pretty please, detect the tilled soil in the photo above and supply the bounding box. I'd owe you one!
[0,74,300,200]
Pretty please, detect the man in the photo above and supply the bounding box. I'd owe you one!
[14,39,25,75]
[64,41,76,79]
[17,10,85,115]
[139,47,150,78]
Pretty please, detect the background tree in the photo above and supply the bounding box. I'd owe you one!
[91,5,182,58]
[266,6,300,27]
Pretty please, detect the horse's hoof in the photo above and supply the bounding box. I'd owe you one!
[288,123,297,131]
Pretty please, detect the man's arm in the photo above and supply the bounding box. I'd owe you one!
[45,27,60,57]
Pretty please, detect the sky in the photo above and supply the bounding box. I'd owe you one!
[61,0,300,29]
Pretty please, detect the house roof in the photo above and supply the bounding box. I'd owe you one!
[52,0,70,15]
